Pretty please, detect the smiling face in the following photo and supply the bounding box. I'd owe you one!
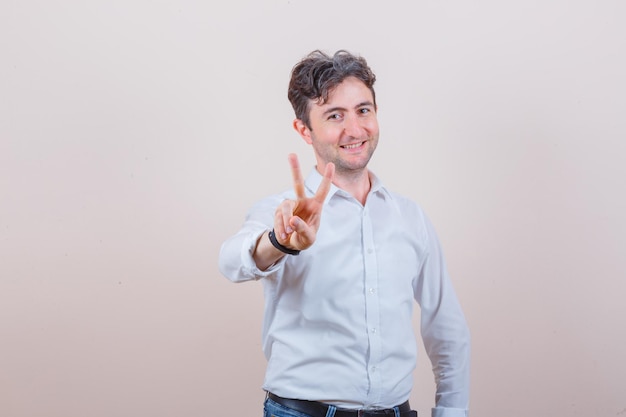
[294,76,379,179]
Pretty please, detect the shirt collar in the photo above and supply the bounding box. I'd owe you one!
[304,168,391,204]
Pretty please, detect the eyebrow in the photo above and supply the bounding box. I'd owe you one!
[322,101,375,116]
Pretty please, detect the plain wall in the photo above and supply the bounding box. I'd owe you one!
[1,1,625,416]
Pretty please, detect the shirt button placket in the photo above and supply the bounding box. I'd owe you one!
[362,204,382,403]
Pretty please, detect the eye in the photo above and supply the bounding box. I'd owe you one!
[327,113,342,120]
[359,107,371,115]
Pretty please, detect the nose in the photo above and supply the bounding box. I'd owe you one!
[343,114,366,138]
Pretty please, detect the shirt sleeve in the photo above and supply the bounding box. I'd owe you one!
[218,195,287,283]
[413,214,471,417]
[431,407,469,417]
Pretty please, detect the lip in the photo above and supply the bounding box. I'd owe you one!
[340,140,366,150]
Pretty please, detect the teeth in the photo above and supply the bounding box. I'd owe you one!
[343,142,363,149]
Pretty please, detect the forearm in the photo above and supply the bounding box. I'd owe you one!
[219,222,286,282]
[420,286,470,414]
[253,230,286,271]
[420,285,470,414]
[429,327,471,414]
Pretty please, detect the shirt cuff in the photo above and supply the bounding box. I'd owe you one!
[431,407,469,417]
[240,229,286,278]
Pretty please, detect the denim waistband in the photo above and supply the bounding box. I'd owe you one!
[267,392,412,417]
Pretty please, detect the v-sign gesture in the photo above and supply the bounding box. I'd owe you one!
[253,154,334,270]
[275,153,335,250]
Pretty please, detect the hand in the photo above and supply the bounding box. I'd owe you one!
[274,153,335,251]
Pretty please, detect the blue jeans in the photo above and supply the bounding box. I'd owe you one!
[263,397,407,417]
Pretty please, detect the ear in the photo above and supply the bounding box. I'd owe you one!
[293,119,313,145]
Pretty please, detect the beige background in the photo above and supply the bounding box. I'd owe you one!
[2,1,625,416]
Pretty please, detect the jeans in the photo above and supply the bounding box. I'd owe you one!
[263,397,417,417]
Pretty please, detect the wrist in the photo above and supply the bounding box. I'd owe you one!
[268,229,301,255]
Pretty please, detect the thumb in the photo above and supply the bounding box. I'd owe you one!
[289,216,316,249]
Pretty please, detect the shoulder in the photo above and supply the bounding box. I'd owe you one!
[379,187,439,241]
[370,171,423,215]
[245,189,296,222]
[382,187,425,217]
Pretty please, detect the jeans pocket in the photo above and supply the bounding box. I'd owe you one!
[264,398,313,417]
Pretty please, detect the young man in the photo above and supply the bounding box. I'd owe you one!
[219,50,470,417]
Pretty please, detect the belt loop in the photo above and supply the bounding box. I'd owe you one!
[393,406,401,417]
[325,404,337,417]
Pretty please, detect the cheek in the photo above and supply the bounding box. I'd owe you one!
[365,119,379,134]
[316,126,343,142]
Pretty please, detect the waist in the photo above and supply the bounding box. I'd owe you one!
[267,392,411,417]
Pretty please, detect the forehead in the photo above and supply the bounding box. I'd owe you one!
[315,76,374,109]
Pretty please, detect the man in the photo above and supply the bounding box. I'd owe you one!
[219,50,470,417]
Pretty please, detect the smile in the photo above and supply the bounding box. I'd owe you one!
[341,141,365,149]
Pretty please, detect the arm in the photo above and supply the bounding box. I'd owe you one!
[415,216,471,417]
[252,230,286,271]
[219,154,335,280]
[218,208,282,283]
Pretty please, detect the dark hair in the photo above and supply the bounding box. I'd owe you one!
[288,50,377,129]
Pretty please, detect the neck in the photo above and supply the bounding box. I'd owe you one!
[332,168,371,205]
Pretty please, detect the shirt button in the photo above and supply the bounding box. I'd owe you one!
[371,328,377,334]
[369,288,375,294]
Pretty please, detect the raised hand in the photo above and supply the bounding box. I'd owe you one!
[253,154,334,270]
[274,153,335,251]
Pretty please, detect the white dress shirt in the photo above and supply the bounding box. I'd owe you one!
[219,169,470,417]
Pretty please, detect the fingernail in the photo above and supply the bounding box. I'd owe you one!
[285,226,293,234]
[281,232,287,240]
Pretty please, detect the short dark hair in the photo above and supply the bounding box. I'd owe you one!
[288,50,377,129]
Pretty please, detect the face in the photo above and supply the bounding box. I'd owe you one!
[294,77,379,177]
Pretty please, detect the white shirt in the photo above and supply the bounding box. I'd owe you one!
[219,169,470,417]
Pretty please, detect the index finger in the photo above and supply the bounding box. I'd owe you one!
[314,162,335,203]
[288,153,306,199]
